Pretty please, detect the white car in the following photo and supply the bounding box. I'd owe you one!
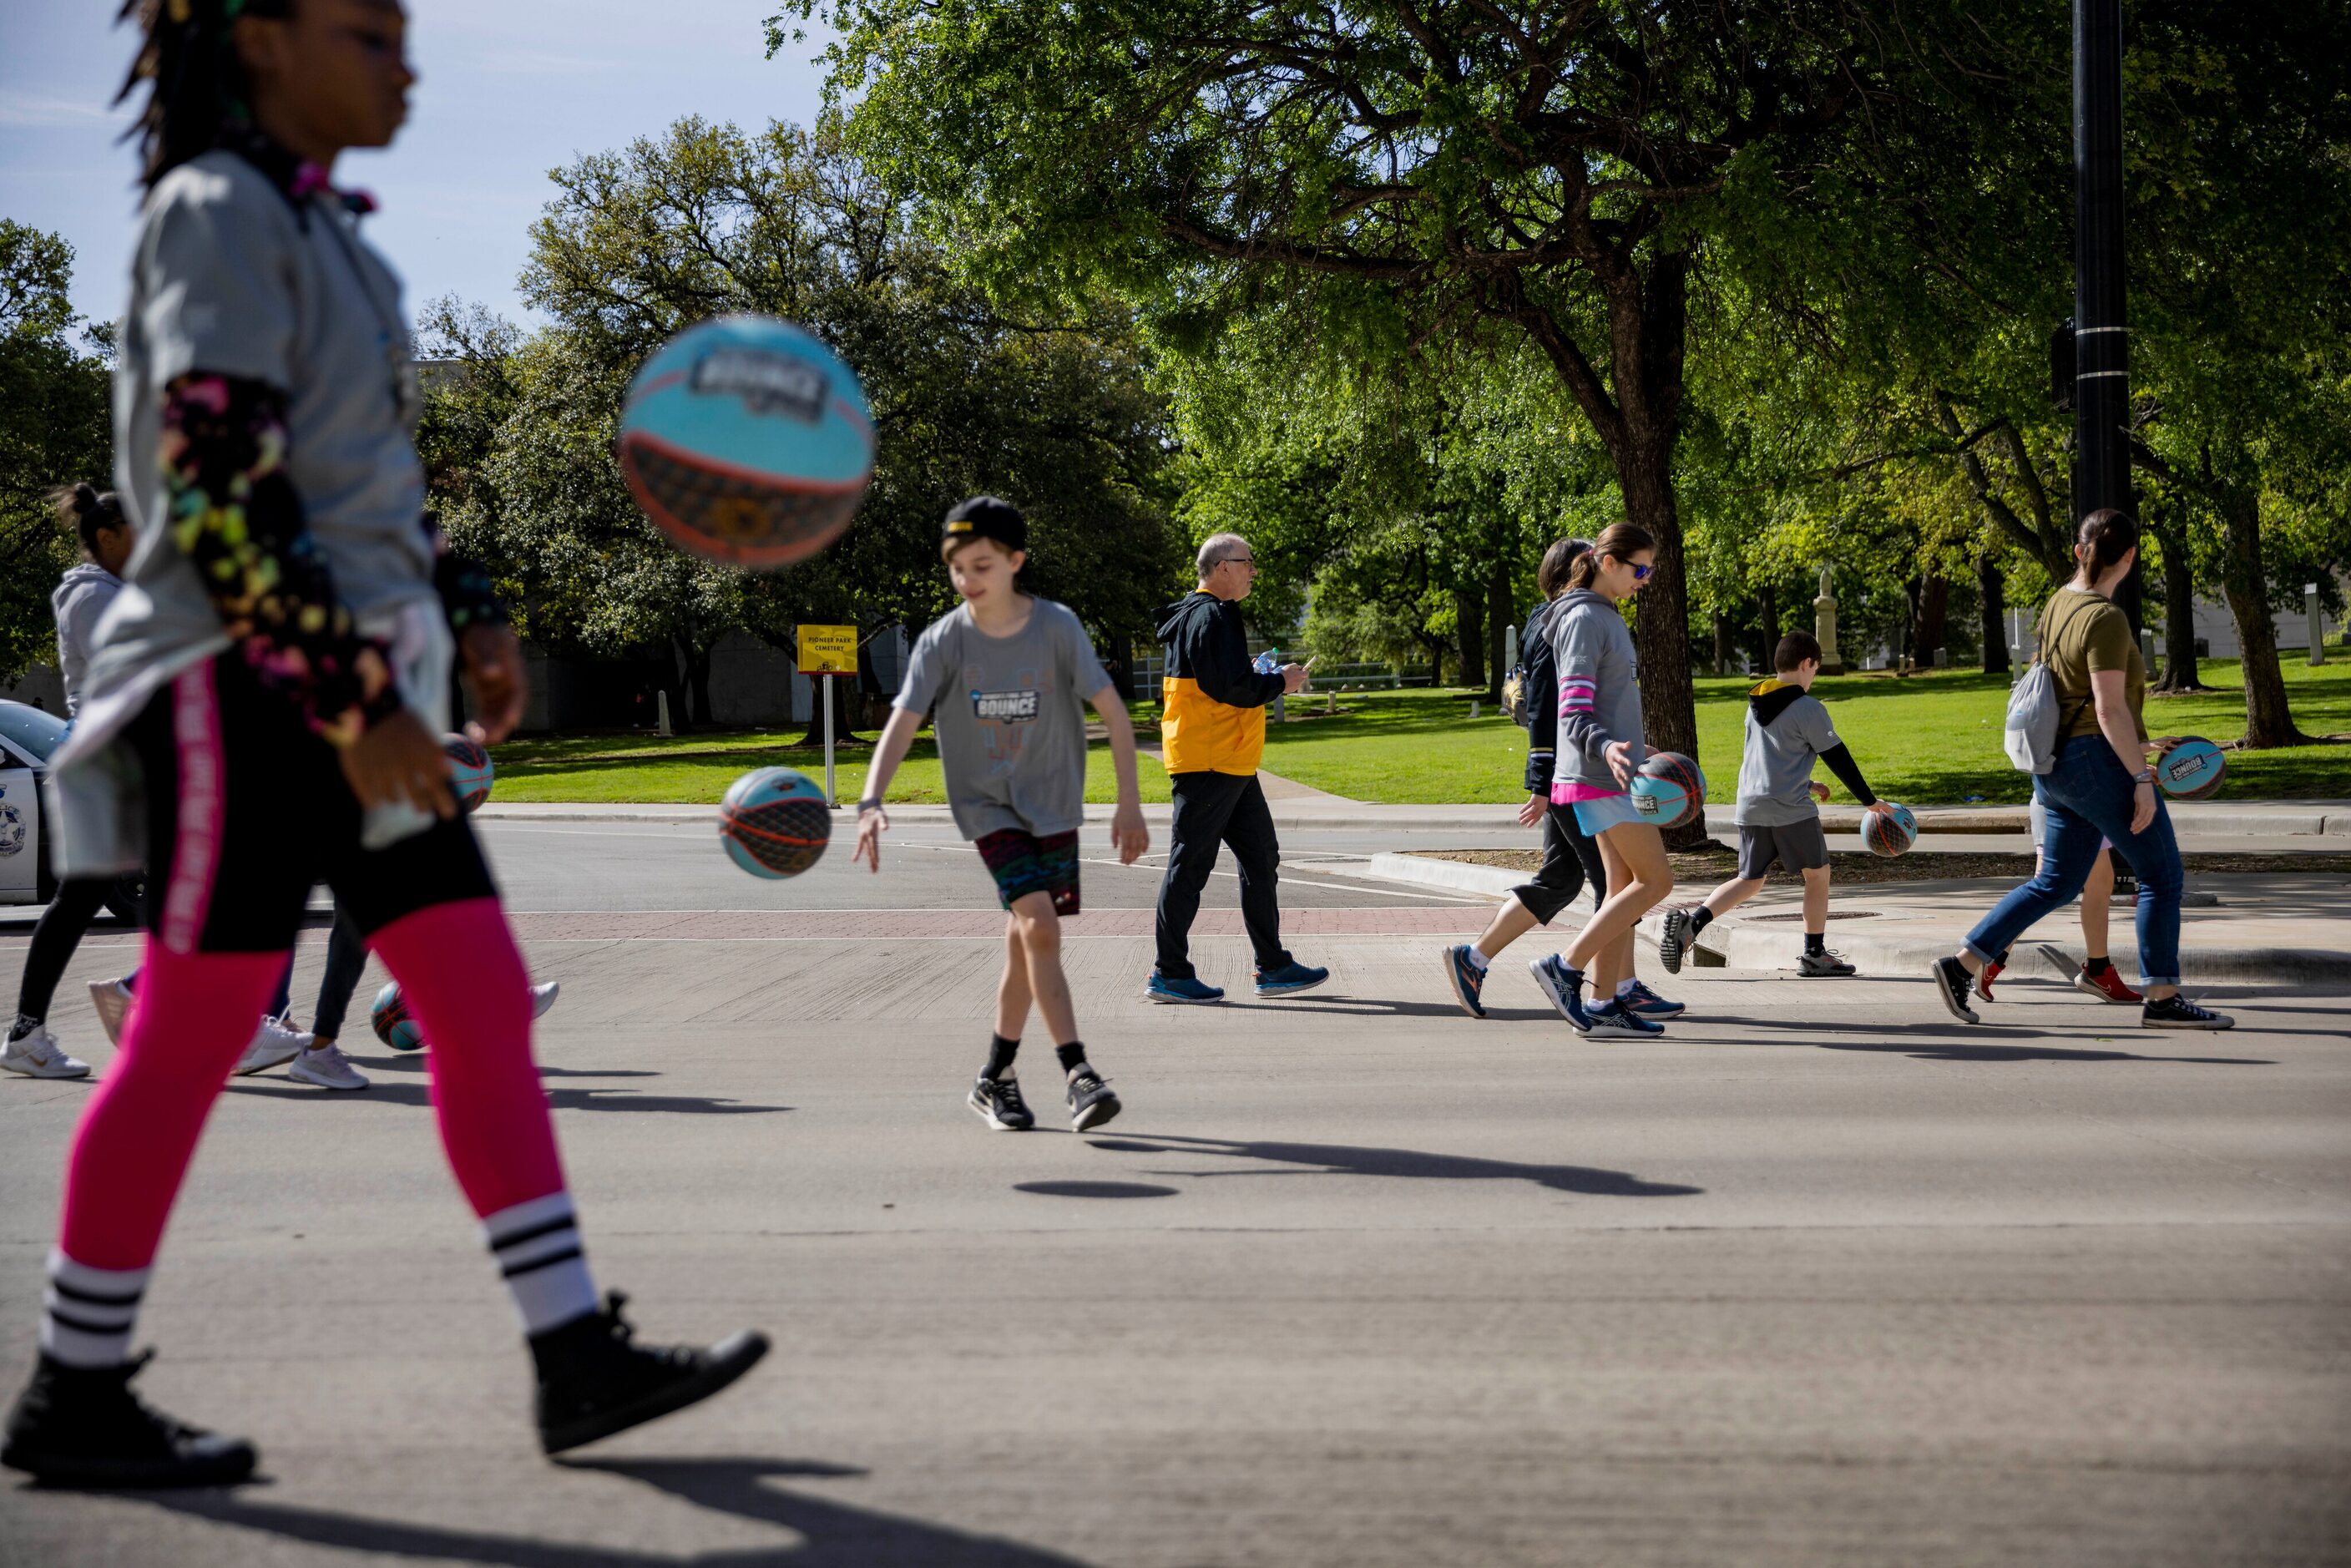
[0,700,140,920]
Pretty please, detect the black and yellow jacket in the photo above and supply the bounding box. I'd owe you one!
[1153,591,1284,776]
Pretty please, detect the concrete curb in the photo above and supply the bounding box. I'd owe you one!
[475,799,2351,837]
[1358,851,2348,985]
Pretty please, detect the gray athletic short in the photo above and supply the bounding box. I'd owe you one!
[1737,818,1830,878]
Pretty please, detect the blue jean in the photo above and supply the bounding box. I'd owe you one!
[1963,733,2184,985]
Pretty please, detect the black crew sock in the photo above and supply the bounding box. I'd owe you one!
[982,1034,1019,1080]
[1804,932,1827,956]
[1055,1042,1088,1075]
[1689,908,1714,935]
[2085,956,2112,975]
[8,1013,42,1042]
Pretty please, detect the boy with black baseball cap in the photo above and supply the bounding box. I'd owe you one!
[854,496,1151,1131]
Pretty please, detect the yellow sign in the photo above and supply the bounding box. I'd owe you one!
[796,624,857,675]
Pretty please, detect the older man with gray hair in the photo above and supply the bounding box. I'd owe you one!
[1143,534,1327,1004]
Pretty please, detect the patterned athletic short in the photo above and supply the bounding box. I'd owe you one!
[974,827,1081,916]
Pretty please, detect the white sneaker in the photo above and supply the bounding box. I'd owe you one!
[286,1042,369,1090]
[2,1027,92,1080]
[88,978,135,1044]
[529,981,560,1019]
[233,1014,310,1076]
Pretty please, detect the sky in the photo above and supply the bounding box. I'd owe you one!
[0,2,835,334]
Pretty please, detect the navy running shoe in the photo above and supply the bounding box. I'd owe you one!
[1442,946,1489,1019]
[1145,972,1226,1004]
[1253,961,1329,998]
[1621,980,1685,1019]
[1585,999,1666,1037]
[1527,954,1595,1032]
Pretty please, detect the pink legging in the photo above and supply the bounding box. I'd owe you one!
[58,898,563,1272]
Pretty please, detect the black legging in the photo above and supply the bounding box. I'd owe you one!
[13,878,119,1028]
[308,908,372,1042]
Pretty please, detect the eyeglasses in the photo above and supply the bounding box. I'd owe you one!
[1221,556,1257,569]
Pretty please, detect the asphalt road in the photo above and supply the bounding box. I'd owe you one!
[3,819,2346,1567]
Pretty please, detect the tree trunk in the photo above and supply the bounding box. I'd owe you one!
[1105,629,1136,702]
[688,647,715,730]
[1750,581,1778,674]
[2147,511,2203,690]
[1914,574,1949,666]
[2218,489,2306,747]
[1485,558,1512,703]
[1620,438,1705,847]
[1712,610,1733,675]
[1454,580,1485,692]
[1977,551,2010,677]
[796,674,863,745]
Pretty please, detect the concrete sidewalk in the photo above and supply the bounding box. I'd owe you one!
[479,797,2351,837]
[1364,854,2349,984]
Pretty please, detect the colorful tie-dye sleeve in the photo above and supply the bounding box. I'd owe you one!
[160,371,405,746]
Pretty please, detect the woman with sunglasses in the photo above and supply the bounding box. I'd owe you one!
[1526,524,1679,1034]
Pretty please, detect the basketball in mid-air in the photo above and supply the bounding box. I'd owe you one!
[1630,751,1706,831]
[1862,802,1919,857]
[371,982,424,1051]
[617,315,873,569]
[2154,736,2227,802]
[719,767,832,878]
[443,733,493,813]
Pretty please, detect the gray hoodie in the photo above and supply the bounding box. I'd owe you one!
[1546,588,1646,793]
[50,562,124,718]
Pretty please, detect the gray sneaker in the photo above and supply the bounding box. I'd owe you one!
[1797,948,1856,978]
[233,1014,309,1076]
[286,1043,369,1090]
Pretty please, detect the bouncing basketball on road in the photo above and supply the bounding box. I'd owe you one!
[2155,736,2227,802]
[720,767,832,879]
[371,982,424,1052]
[1862,802,1919,857]
[618,315,874,569]
[442,733,494,813]
[1631,751,1706,830]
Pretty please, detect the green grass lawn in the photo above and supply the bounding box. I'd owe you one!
[492,728,1173,806]
[488,658,2348,806]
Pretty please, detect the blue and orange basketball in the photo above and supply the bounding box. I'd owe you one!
[1630,751,1706,831]
[719,767,832,878]
[442,733,493,813]
[618,315,873,569]
[1862,802,1919,857]
[371,982,424,1051]
[2155,736,2227,802]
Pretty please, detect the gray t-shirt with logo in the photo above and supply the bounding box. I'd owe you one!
[893,598,1111,840]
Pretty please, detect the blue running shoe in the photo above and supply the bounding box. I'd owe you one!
[1621,980,1685,1019]
[1527,954,1595,1031]
[1145,973,1226,1004]
[1442,945,1488,1018]
[1585,999,1666,1037]
[1254,961,1330,998]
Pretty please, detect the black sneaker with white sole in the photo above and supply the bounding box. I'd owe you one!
[1797,948,1856,978]
[2141,994,2236,1030]
[1929,956,1981,1024]
[1,1351,257,1489]
[1065,1067,1121,1132]
[1658,907,1699,974]
[532,1292,768,1455]
[968,1074,1035,1130]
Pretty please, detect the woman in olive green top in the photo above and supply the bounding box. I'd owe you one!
[1930,510,2232,1030]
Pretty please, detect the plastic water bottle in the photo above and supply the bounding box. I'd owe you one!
[1253,648,1279,675]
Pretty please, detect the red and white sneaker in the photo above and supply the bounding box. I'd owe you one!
[2074,965,2142,1005]
[1974,959,2005,1003]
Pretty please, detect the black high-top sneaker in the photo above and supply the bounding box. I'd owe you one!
[2,1352,257,1488]
[531,1292,769,1455]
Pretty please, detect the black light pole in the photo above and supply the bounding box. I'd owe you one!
[2074,0,2135,599]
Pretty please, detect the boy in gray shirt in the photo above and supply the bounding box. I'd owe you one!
[1658,632,1893,977]
[856,497,1150,1133]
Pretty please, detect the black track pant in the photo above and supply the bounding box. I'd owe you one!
[309,908,372,1041]
[1154,771,1292,979]
[13,879,121,1027]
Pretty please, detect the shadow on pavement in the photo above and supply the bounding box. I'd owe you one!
[1816,1039,2276,1065]
[1085,1134,1701,1196]
[134,1455,1097,1566]
[1014,1180,1180,1199]
[367,1059,666,1080]
[1221,997,1560,1022]
[224,1082,791,1115]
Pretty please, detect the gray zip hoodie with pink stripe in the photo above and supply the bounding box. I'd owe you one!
[1546,588,1646,795]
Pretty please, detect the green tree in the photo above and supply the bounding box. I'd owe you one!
[0,220,111,684]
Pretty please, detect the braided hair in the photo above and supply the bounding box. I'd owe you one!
[116,0,293,189]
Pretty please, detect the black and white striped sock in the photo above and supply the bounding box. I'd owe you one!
[42,1250,147,1368]
[483,1192,599,1335]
